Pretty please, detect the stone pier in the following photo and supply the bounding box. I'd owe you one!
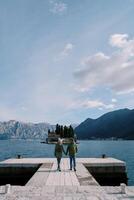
[0,157,132,200]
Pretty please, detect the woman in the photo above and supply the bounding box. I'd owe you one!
[54,138,65,171]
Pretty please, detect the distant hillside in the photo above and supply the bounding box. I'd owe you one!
[0,120,55,140]
[71,123,79,129]
[75,109,134,140]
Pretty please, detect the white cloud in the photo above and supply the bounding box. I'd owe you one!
[111,98,117,103]
[49,0,67,14]
[61,43,73,56]
[82,100,115,109]
[109,34,128,48]
[74,33,134,94]
[68,99,115,110]
[55,43,74,61]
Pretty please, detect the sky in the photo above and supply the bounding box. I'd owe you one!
[0,0,134,125]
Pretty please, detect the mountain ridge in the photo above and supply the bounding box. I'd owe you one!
[75,108,134,140]
[0,120,79,140]
[0,120,55,140]
[1,108,134,140]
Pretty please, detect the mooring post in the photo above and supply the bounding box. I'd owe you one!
[17,154,21,159]
[102,154,106,158]
[120,183,126,194]
[5,184,11,194]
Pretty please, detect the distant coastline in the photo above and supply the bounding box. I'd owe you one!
[1,108,134,140]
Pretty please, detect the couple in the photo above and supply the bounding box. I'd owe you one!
[54,138,77,171]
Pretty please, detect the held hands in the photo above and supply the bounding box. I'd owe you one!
[64,152,68,156]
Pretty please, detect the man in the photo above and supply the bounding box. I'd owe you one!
[66,138,78,171]
[54,138,65,171]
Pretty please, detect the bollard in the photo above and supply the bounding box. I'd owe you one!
[120,183,126,194]
[102,154,106,158]
[5,184,11,194]
[17,154,21,159]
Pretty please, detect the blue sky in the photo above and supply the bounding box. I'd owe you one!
[0,0,134,124]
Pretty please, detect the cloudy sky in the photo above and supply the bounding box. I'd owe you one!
[0,0,134,124]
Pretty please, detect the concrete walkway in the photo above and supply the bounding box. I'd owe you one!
[0,157,130,200]
[26,159,99,187]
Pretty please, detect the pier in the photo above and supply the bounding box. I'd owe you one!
[0,157,133,200]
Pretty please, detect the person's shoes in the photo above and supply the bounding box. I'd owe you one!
[74,168,76,171]
[70,168,72,170]
[58,167,61,171]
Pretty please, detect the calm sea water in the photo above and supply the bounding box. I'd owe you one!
[0,140,134,185]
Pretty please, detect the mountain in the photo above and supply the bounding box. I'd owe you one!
[75,109,134,140]
[71,123,79,129]
[0,120,55,140]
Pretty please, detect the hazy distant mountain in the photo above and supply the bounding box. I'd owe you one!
[75,109,134,140]
[71,123,79,129]
[0,120,55,140]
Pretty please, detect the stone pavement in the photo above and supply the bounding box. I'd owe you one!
[0,185,117,200]
[1,185,134,200]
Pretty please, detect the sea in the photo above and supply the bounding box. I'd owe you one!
[0,140,134,185]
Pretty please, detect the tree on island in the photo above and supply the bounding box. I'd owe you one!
[50,124,74,138]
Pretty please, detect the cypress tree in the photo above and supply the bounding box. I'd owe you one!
[55,124,60,135]
[69,125,74,138]
[64,126,68,138]
[60,125,64,138]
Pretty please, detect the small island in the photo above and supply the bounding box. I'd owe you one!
[46,124,77,144]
